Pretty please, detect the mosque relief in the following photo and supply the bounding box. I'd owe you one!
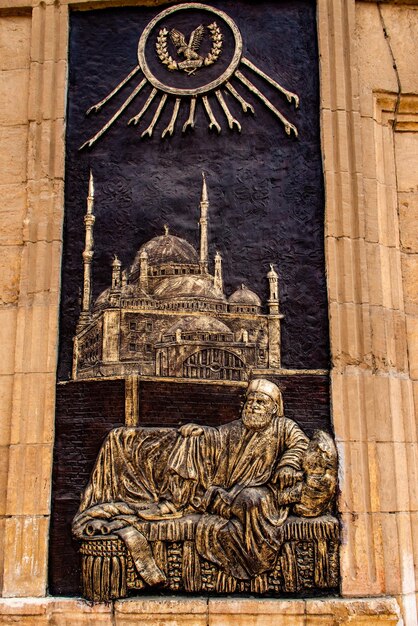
[73,172,282,382]
[51,0,339,600]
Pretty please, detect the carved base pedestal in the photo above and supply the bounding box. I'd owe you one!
[79,515,339,601]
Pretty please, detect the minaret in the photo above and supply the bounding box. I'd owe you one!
[78,170,95,329]
[139,250,149,292]
[111,255,122,291]
[267,264,279,314]
[266,264,282,368]
[214,251,223,293]
[199,172,209,274]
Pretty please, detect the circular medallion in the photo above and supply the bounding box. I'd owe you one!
[138,3,243,97]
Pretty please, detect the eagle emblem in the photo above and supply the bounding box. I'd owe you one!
[156,22,223,75]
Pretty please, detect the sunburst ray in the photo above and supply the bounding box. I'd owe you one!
[241,57,299,108]
[86,65,141,115]
[80,78,147,150]
[215,90,241,132]
[79,3,300,147]
[162,98,181,138]
[141,93,167,138]
[235,70,298,137]
[202,96,221,133]
[225,82,254,114]
[128,88,158,126]
[182,97,197,133]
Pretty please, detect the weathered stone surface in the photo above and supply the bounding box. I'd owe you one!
[115,598,207,626]
[339,511,385,597]
[14,302,59,375]
[0,597,402,625]
[0,375,13,445]
[0,308,17,375]
[399,192,418,253]
[0,246,22,305]
[354,4,398,118]
[401,253,418,316]
[0,15,31,71]
[9,372,55,445]
[305,597,401,623]
[0,446,9,516]
[2,516,49,597]
[407,316,418,381]
[0,126,28,186]
[6,444,52,515]
[395,132,418,194]
[0,184,26,246]
[208,598,305,626]
[380,5,418,96]
[0,69,29,128]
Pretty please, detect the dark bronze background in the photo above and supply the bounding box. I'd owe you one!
[50,0,332,596]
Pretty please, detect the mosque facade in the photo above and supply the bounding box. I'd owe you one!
[72,174,283,381]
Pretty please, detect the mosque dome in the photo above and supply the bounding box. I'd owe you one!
[228,284,262,307]
[164,315,232,336]
[153,275,226,301]
[129,232,199,276]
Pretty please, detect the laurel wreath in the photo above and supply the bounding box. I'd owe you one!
[204,22,223,67]
[156,28,178,71]
[156,22,223,72]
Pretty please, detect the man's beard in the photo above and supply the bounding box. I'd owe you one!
[241,408,274,431]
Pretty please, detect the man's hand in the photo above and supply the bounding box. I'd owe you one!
[277,466,302,490]
[179,423,204,437]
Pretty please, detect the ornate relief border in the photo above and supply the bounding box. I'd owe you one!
[0,0,415,623]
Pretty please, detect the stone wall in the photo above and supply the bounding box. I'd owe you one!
[0,0,416,624]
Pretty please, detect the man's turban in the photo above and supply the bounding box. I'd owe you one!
[247,379,282,403]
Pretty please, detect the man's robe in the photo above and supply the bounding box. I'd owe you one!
[166,417,309,578]
[73,416,308,582]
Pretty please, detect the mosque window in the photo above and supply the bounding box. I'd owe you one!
[129,343,136,352]
[146,321,153,332]
[130,322,136,331]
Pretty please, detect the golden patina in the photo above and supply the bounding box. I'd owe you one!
[73,379,338,600]
[79,2,299,147]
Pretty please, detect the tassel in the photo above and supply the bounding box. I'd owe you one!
[92,556,103,602]
[101,557,110,601]
[84,555,94,600]
[153,540,168,575]
[111,556,121,598]
[182,540,201,592]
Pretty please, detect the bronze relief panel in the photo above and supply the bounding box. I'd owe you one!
[50,0,338,598]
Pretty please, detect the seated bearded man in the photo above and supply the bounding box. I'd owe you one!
[73,379,309,585]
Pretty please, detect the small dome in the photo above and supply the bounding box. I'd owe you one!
[165,316,232,336]
[154,276,226,302]
[93,287,111,311]
[229,284,261,307]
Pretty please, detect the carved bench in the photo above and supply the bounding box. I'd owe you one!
[79,514,339,601]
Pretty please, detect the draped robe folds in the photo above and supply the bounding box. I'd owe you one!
[73,417,309,583]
